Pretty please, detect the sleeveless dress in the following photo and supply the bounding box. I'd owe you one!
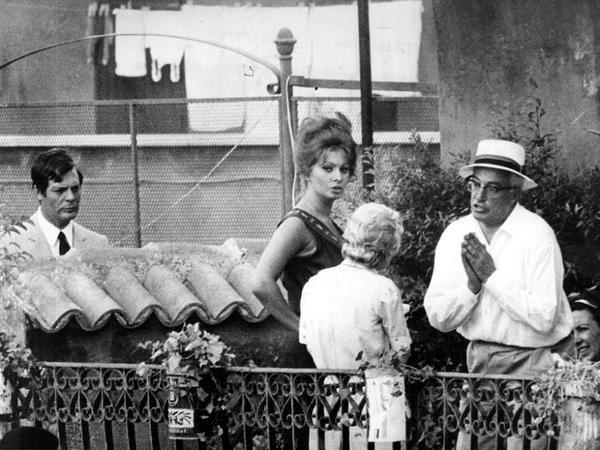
[278,208,344,369]
[279,208,344,314]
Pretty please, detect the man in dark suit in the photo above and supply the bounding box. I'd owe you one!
[1,148,109,259]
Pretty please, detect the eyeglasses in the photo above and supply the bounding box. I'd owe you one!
[465,177,518,198]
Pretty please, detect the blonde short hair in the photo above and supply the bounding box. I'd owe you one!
[342,203,404,271]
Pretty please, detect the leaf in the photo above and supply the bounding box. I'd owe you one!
[136,362,148,377]
[167,353,182,373]
[184,338,204,352]
[150,349,164,361]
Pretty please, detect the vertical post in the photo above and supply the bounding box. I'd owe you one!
[129,103,142,248]
[357,0,374,190]
[274,28,296,215]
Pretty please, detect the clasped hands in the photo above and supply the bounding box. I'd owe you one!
[461,233,495,294]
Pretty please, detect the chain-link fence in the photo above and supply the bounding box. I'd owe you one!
[0,98,281,247]
[0,94,438,247]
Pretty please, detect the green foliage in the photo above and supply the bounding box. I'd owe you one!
[489,96,600,288]
[138,325,236,445]
[531,358,600,436]
[138,323,235,376]
[0,332,42,381]
[0,205,31,293]
[0,206,40,382]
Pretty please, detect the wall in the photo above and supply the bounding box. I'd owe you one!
[28,315,303,367]
[433,0,600,168]
[0,1,96,132]
[0,1,93,103]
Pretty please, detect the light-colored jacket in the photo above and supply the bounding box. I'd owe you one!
[0,214,110,260]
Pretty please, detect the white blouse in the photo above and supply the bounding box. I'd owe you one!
[299,260,412,369]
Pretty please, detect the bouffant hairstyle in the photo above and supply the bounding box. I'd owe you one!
[31,147,83,195]
[569,287,600,327]
[342,203,404,271]
[294,113,357,178]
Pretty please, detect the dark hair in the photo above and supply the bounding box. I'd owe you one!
[569,287,600,326]
[294,112,357,178]
[0,426,58,449]
[31,148,83,194]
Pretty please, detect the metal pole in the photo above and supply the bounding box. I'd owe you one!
[128,103,142,248]
[275,28,297,215]
[358,0,374,190]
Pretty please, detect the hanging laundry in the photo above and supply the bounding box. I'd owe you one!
[144,11,185,83]
[181,4,247,132]
[370,1,422,84]
[303,3,360,122]
[100,3,114,66]
[114,8,147,77]
[85,2,100,64]
[85,3,115,66]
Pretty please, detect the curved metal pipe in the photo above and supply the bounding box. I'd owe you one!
[0,33,281,86]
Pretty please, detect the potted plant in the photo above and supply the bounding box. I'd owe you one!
[532,359,600,449]
[138,323,235,443]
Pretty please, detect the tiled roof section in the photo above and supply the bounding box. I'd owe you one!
[17,239,273,333]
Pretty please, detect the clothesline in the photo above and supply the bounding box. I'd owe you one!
[85,0,423,132]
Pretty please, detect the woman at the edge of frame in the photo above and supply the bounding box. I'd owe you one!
[251,112,357,367]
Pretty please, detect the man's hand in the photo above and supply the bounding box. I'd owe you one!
[462,233,496,283]
[461,248,481,294]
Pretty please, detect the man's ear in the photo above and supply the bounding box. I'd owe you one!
[513,188,523,202]
[36,189,44,203]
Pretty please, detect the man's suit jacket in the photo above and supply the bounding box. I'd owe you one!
[0,214,110,260]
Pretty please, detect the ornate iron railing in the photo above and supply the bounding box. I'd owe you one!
[4,363,561,449]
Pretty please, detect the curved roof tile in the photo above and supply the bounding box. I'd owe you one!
[17,239,272,333]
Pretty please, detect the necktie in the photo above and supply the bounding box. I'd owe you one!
[58,231,71,256]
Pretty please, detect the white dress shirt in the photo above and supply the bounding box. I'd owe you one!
[424,203,573,348]
[299,260,412,369]
[33,208,73,257]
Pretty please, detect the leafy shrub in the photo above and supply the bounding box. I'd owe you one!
[489,97,600,290]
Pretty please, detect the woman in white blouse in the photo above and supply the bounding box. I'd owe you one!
[299,202,411,369]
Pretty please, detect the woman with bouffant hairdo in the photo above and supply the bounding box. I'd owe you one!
[299,203,411,369]
[252,112,357,368]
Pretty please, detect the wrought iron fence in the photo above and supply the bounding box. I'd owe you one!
[1,363,563,450]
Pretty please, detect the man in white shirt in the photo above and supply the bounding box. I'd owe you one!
[1,148,109,259]
[424,139,572,449]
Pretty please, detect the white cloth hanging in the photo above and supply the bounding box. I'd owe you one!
[182,4,247,132]
[370,0,422,84]
[300,3,360,122]
[113,8,147,77]
[144,11,185,83]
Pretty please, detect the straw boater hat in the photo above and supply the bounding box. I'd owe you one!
[458,139,537,191]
